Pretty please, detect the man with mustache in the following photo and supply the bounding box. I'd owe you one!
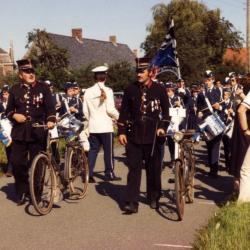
[6,59,56,205]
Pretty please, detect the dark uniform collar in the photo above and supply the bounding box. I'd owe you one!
[20,81,37,88]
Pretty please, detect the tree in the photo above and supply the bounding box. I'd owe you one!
[107,61,136,91]
[72,61,136,91]
[26,29,70,89]
[0,72,18,88]
[142,0,243,84]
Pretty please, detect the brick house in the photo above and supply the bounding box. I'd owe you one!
[0,45,14,76]
[223,48,247,66]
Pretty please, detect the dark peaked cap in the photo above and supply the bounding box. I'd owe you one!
[16,59,34,70]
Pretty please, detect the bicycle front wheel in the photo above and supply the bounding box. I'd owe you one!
[65,147,89,199]
[29,153,55,215]
[175,160,185,221]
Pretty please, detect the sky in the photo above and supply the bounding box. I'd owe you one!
[0,0,246,60]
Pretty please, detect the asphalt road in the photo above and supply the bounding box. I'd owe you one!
[0,143,233,250]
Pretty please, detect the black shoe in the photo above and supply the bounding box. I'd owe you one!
[89,176,96,183]
[17,193,26,206]
[149,200,159,209]
[123,202,138,214]
[208,171,218,178]
[104,174,122,182]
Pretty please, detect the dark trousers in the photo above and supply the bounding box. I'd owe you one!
[88,133,115,177]
[222,134,231,169]
[206,134,222,174]
[10,140,44,197]
[125,141,162,205]
[4,145,12,173]
[167,136,175,162]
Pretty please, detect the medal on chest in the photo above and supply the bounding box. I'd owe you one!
[33,93,43,108]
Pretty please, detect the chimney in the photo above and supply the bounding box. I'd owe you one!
[72,28,83,43]
[109,35,117,46]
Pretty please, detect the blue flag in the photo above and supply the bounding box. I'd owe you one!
[151,19,179,70]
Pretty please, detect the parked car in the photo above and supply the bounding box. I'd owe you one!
[113,91,124,111]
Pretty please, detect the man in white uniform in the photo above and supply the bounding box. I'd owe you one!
[237,90,250,202]
[83,65,121,183]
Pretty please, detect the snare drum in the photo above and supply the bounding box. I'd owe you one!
[57,114,82,133]
[0,118,12,147]
[198,113,225,141]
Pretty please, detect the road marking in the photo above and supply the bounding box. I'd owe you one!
[154,243,192,248]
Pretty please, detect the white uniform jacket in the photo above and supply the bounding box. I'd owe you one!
[83,82,119,133]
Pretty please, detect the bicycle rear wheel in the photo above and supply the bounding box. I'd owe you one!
[175,160,185,221]
[65,146,89,199]
[29,153,55,215]
[186,152,195,204]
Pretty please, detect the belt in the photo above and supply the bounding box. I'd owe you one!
[140,115,158,122]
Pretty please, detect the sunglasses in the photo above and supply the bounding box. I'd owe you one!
[22,68,35,74]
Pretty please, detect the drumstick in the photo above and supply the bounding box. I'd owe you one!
[199,100,225,113]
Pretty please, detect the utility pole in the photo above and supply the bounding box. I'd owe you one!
[247,0,250,73]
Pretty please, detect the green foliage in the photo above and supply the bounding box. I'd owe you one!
[0,73,19,87]
[142,0,244,84]
[0,143,7,174]
[193,202,250,250]
[72,61,136,91]
[107,61,136,91]
[26,29,70,90]
[215,60,246,82]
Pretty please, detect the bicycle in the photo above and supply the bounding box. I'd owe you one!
[170,130,199,221]
[29,121,89,215]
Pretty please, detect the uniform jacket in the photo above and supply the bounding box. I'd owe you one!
[83,82,119,133]
[220,99,235,124]
[6,81,56,142]
[197,86,221,118]
[60,95,84,121]
[118,81,169,144]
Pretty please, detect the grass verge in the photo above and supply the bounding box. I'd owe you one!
[193,202,250,250]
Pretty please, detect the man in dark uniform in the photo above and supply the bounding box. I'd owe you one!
[197,70,222,178]
[118,62,169,214]
[187,85,199,130]
[175,78,191,107]
[6,59,56,205]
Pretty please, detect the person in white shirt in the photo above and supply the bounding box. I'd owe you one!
[237,90,250,202]
[83,65,121,183]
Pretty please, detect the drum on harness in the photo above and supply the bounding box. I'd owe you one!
[0,118,12,147]
[198,113,225,141]
[57,114,83,141]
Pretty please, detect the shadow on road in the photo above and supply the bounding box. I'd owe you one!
[157,189,180,221]
[95,181,126,210]
[114,155,128,166]
[194,172,233,206]
[0,182,17,204]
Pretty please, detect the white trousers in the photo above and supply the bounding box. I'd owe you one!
[238,145,250,203]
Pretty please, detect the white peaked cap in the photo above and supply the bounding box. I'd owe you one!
[92,65,109,73]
